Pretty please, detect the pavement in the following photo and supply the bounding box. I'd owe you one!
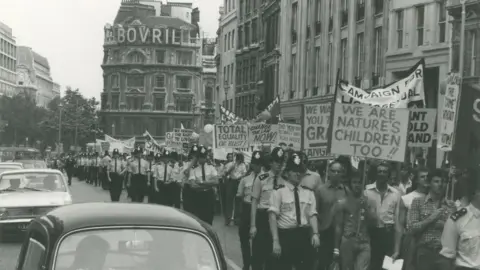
[0,178,243,270]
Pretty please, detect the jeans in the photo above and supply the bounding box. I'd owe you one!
[340,237,370,270]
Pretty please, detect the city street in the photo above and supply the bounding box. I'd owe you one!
[0,178,243,270]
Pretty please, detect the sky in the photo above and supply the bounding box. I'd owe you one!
[0,0,222,100]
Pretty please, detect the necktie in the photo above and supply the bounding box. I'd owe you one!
[294,186,301,225]
[164,162,168,182]
[138,159,141,175]
[201,164,206,182]
[114,158,117,173]
[273,175,278,188]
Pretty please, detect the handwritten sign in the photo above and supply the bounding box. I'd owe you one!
[438,73,460,151]
[215,125,249,148]
[303,102,333,160]
[330,103,409,162]
[165,132,181,148]
[248,123,278,145]
[408,108,436,147]
[278,123,301,150]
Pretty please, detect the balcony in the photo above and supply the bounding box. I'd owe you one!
[315,21,321,36]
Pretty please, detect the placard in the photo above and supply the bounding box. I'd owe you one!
[330,103,409,162]
[248,123,278,145]
[408,108,436,147]
[438,73,460,151]
[165,132,181,148]
[214,125,249,148]
[303,102,334,160]
[278,123,301,150]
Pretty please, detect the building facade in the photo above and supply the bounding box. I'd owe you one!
[235,0,263,120]
[0,21,17,97]
[201,38,216,125]
[216,1,238,120]
[278,0,388,123]
[99,0,202,142]
[16,46,60,107]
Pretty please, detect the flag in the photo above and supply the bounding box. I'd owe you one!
[256,96,282,124]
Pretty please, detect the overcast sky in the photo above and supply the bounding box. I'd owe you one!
[0,0,221,100]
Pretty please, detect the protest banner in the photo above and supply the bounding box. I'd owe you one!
[330,103,409,162]
[165,132,182,148]
[337,60,425,108]
[302,101,334,160]
[248,123,278,145]
[408,108,436,147]
[278,123,301,150]
[438,73,461,151]
[214,125,249,148]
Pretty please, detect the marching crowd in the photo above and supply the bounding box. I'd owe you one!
[51,146,480,270]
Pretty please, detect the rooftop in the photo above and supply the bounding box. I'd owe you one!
[0,21,14,40]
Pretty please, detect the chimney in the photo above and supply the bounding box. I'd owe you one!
[191,7,200,25]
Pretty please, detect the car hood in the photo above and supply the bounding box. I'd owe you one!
[0,192,71,207]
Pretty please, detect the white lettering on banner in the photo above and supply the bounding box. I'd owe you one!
[165,132,182,148]
[330,104,409,162]
[337,62,425,108]
[438,73,460,151]
[278,123,301,150]
[215,125,249,148]
[408,108,437,147]
[172,128,193,149]
[248,123,278,145]
[303,102,334,160]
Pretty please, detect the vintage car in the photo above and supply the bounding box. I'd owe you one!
[17,160,48,169]
[0,162,24,174]
[0,169,72,237]
[16,203,228,270]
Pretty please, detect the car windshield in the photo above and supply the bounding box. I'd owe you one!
[54,228,219,270]
[0,172,66,192]
[22,162,46,169]
[0,166,22,174]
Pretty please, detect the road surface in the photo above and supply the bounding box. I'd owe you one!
[0,178,243,270]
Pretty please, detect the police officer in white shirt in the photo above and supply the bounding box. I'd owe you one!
[108,148,122,202]
[268,151,320,270]
[154,149,173,205]
[166,151,182,208]
[128,147,149,203]
[146,151,156,204]
[187,145,219,225]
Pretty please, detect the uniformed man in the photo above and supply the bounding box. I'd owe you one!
[90,152,100,186]
[108,148,123,202]
[100,150,111,190]
[250,147,285,270]
[77,153,85,181]
[166,151,182,208]
[187,145,219,224]
[87,153,94,184]
[127,147,149,203]
[182,144,199,212]
[268,151,320,270]
[237,150,265,270]
[146,151,156,204]
[64,153,76,186]
[153,149,173,205]
[121,153,132,198]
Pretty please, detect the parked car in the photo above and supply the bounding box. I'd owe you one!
[17,160,48,169]
[16,203,227,270]
[0,169,72,238]
[0,162,24,174]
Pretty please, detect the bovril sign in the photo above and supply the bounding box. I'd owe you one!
[106,26,164,44]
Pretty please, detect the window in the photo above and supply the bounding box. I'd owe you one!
[291,53,297,98]
[315,0,322,35]
[111,74,119,88]
[327,42,333,92]
[111,95,119,110]
[374,0,383,15]
[182,30,189,43]
[176,76,192,89]
[156,119,167,135]
[238,27,243,49]
[243,60,249,84]
[304,46,310,97]
[224,66,227,83]
[127,74,144,88]
[240,0,244,17]
[245,24,250,46]
[21,238,46,270]
[176,99,192,112]
[341,0,348,27]
[328,0,333,32]
[313,46,321,96]
[230,63,234,82]
[416,5,425,46]
[227,32,231,50]
[252,19,258,43]
[155,75,165,88]
[396,10,404,48]
[357,0,365,21]
[174,30,181,43]
[340,38,348,79]
[237,62,242,86]
[356,33,365,80]
[468,30,477,76]
[373,27,383,84]
[231,30,235,49]
[127,51,145,63]
[126,96,144,110]
[306,0,311,39]
[438,2,446,43]
[250,58,256,83]
[154,97,165,111]
[291,2,298,44]
[205,86,213,104]
[156,50,166,63]
[176,51,193,65]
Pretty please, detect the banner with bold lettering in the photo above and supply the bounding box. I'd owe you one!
[214,125,249,148]
[302,101,334,160]
[408,108,437,147]
[330,103,409,162]
[277,123,301,150]
[438,73,461,151]
[336,59,425,108]
[248,123,278,145]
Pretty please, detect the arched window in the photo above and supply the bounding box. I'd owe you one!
[127,51,145,63]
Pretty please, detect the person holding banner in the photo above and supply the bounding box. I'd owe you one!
[127,147,149,203]
[250,147,285,270]
[153,149,173,205]
[268,151,320,270]
[107,148,123,202]
[187,145,219,225]
[236,150,265,270]
[224,153,248,226]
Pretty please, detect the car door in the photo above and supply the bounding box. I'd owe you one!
[16,229,49,270]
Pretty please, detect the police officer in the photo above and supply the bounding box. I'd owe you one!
[268,151,320,270]
[187,145,218,224]
[128,147,149,202]
[154,149,173,205]
[91,152,100,186]
[183,144,199,212]
[166,151,182,208]
[122,153,132,198]
[101,150,111,190]
[146,151,156,203]
[250,147,285,270]
[77,153,85,181]
[237,150,265,270]
[64,153,76,186]
[108,148,123,202]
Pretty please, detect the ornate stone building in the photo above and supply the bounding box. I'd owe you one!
[99,0,202,142]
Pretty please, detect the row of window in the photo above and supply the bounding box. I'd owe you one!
[238,0,262,19]
[0,67,15,84]
[223,29,235,52]
[107,118,193,137]
[237,57,257,86]
[237,18,259,49]
[224,0,236,14]
[107,49,194,66]
[106,95,194,112]
[0,54,16,72]
[108,74,193,90]
[0,38,15,58]
[222,94,256,120]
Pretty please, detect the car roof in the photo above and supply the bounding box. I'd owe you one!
[42,203,211,234]
[0,168,63,176]
[18,160,45,163]
[0,162,23,167]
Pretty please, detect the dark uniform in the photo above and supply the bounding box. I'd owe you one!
[182,144,199,212]
[128,147,149,203]
[146,151,156,204]
[268,151,320,270]
[165,151,182,208]
[250,147,286,270]
[108,148,123,202]
[64,154,76,186]
[186,145,218,224]
[154,149,173,205]
[237,151,265,270]
[100,150,111,190]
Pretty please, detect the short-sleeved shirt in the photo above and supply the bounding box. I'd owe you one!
[252,171,284,209]
[101,156,111,167]
[237,171,262,203]
[226,162,247,180]
[315,182,348,231]
[188,164,218,183]
[154,163,173,182]
[364,183,401,227]
[108,158,122,173]
[128,158,149,175]
[440,204,480,269]
[171,162,184,183]
[268,181,318,229]
[301,170,322,190]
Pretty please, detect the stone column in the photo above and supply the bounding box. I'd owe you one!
[106,74,112,109]
[119,73,127,110]
[143,73,153,110]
